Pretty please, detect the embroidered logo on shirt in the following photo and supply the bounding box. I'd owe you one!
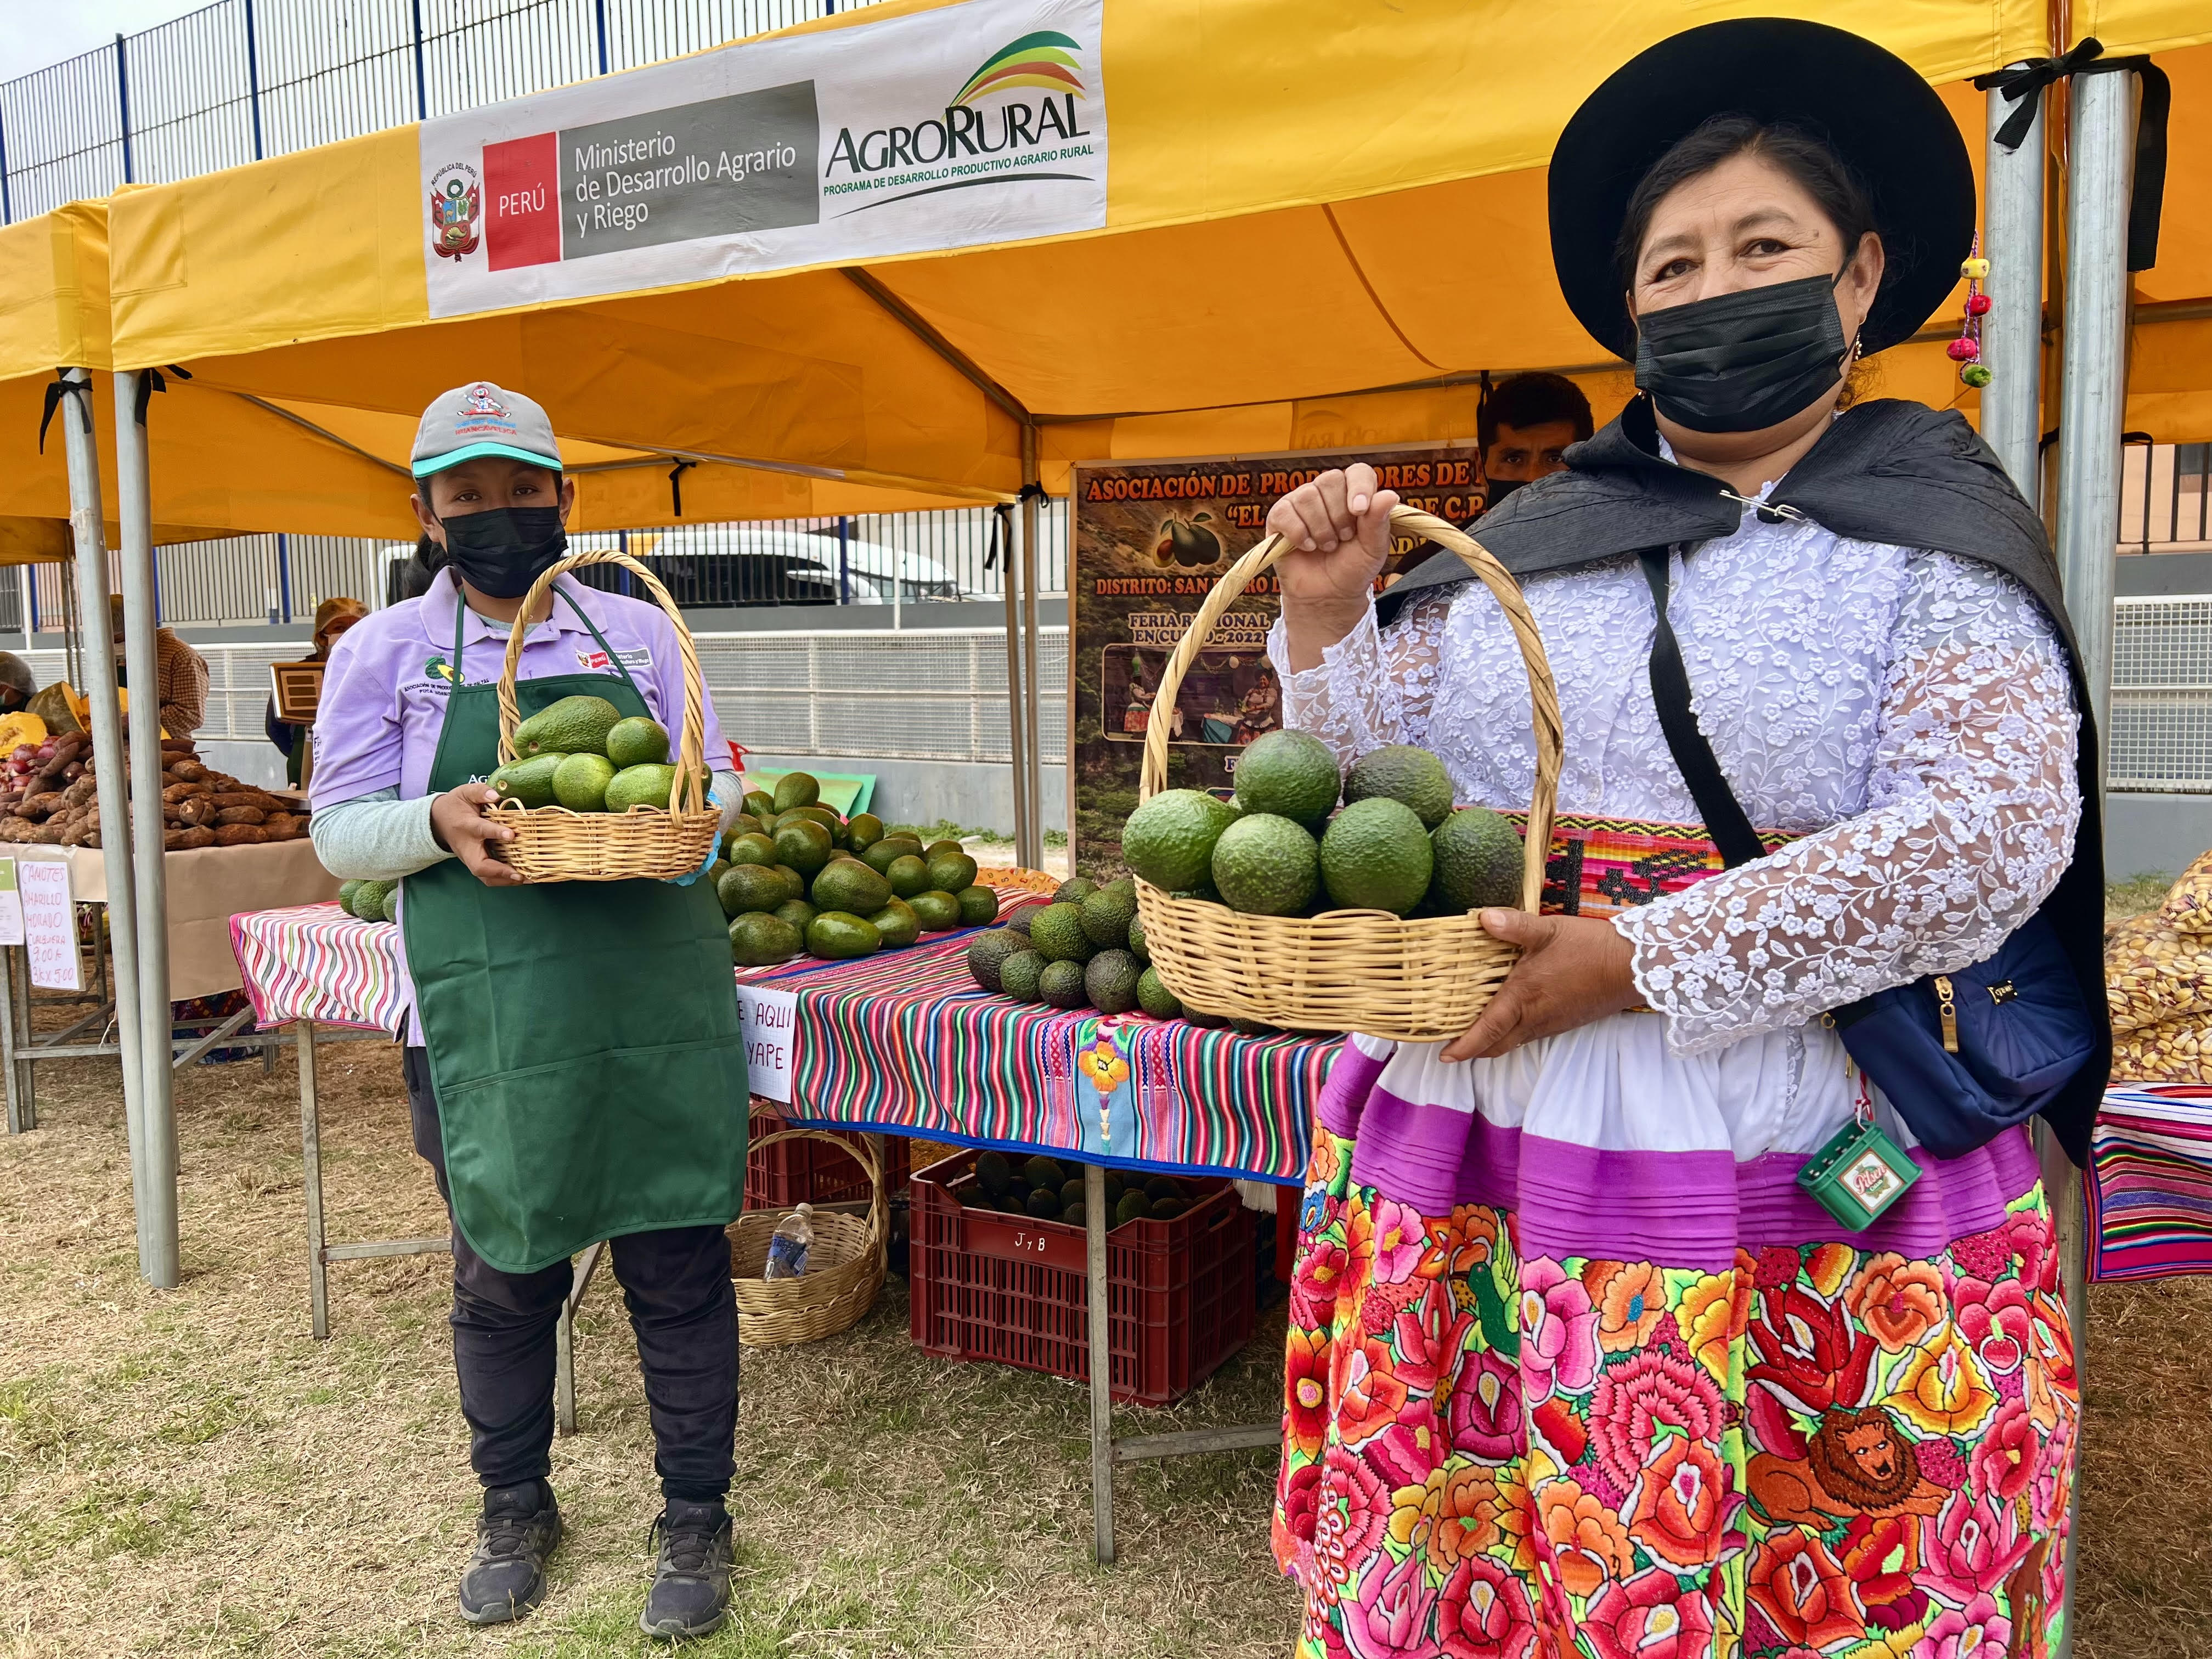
[424,653,456,682]
[576,649,610,671]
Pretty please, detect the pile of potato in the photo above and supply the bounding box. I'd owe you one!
[2107,851,2212,1081]
[0,733,309,851]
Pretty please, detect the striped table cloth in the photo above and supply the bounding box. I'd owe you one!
[229,890,1332,1181]
[2090,1084,2212,1281]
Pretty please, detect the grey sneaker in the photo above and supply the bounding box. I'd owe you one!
[639,1499,732,1640]
[458,1480,562,1626]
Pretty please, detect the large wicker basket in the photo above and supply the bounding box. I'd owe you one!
[489,548,723,882]
[730,1129,888,1347]
[1133,506,1561,1041]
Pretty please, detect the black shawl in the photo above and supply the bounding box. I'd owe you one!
[1381,397,2107,1164]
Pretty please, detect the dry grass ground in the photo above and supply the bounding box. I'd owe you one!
[1,1018,2208,1656]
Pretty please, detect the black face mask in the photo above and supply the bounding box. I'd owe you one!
[1482,476,1528,513]
[439,506,568,599]
[1633,272,1853,435]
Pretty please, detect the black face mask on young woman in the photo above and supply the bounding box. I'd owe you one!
[1632,271,1854,435]
[439,506,569,599]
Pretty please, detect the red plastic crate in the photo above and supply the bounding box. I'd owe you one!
[744,1107,911,1211]
[906,1147,1255,1406]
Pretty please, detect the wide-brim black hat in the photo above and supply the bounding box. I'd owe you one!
[1549,18,1974,361]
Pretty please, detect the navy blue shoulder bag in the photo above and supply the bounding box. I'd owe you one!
[1640,550,2096,1159]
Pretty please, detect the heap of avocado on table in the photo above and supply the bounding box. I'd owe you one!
[957,1149,1197,1232]
[961,874,1186,1022]
[710,768,1001,967]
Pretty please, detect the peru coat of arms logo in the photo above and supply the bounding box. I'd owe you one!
[428,162,481,261]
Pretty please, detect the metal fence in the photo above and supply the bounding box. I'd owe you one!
[2120,441,2212,554]
[1,0,873,222]
[4,624,1070,767]
[2112,594,2212,792]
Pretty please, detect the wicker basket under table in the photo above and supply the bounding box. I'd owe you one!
[1133,505,1562,1041]
[730,1129,887,1346]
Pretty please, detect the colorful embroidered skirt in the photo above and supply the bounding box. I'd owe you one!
[1273,1057,2079,1659]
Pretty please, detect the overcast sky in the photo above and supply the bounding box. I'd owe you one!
[0,0,200,83]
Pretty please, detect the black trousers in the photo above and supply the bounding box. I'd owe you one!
[403,1047,738,1504]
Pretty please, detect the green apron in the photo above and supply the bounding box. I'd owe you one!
[401,582,747,1274]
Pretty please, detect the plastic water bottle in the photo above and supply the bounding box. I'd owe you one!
[763,1203,814,1279]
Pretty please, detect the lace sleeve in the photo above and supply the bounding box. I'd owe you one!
[1614,552,2081,1053]
[1265,590,1453,769]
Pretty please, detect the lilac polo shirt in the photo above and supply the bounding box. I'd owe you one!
[311,568,729,810]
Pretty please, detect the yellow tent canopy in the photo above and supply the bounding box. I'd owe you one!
[100,0,2212,502]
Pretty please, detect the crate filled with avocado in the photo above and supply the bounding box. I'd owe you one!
[710,769,1003,967]
[1118,728,1538,1039]
[907,1146,1255,1406]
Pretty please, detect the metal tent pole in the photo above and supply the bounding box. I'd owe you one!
[1001,505,1034,868]
[1983,72,2047,494]
[57,369,155,1276]
[114,369,177,1290]
[2052,61,2142,1659]
[1018,427,1046,872]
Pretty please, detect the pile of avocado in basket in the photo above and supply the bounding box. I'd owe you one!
[707,771,1001,967]
[488,693,700,816]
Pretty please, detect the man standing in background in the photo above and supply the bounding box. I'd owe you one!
[1477,371,1595,509]
[109,594,210,736]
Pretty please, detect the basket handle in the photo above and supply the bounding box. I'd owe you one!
[1137,506,1561,917]
[747,1127,887,1250]
[494,549,709,815]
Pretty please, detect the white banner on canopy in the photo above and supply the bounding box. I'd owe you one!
[419,0,1107,319]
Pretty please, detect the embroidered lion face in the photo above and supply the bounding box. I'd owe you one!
[1809,1406,1920,1510]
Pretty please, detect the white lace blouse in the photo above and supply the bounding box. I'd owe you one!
[1265,490,2080,1152]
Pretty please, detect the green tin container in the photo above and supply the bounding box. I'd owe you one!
[1796,1115,1921,1231]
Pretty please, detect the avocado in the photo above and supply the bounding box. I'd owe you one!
[1320,797,1435,916]
[860,837,924,876]
[1079,886,1137,949]
[884,855,931,899]
[906,889,963,933]
[956,885,1001,927]
[998,950,1046,1002]
[1024,1155,1065,1189]
[975,1150,1013,1197]
[743,789,775,819]
[1064,1201,1087,1229]
[772,865,808,904]
[1185,1008,1229,1030]
[811,859,892,917]
[1102,1172,1126,1210]
[783,804,844,840]
[705,858,730,889]
[513,694,623,759]
[726,813,764,839]
[1059,1177,1086,1208]
[1114,1190,1153,1227]
[1211,813,1320,916]
[605,715,669,770]
[1085,950,1143,1015]
[1431,806,1526,913]
[774,899,818,936]
[1025,1187,1063,1219]
[772,771,821,811]
[967,928,1025,991]
[845,813,885,853]
[1344,744,1456,830]
[1001,909,1032,937]
[1053,877,1098,906]
[352,879,395,924]
[1233,730,1342,827]
[728,912,803,967]
[378,884,402,924]
[1148,1197,1188,1222]
[1126,912,1150,964]
[774,818,833,877]
[871,899,921,948]
[918,838,961,861]
[723,831,777,867]
[1038,960,1090,1009]
[605,762,682,814]
[806,911,882,960]
[926,851,979,895]
[1103,875,1137,897]
[718,863,788,918]
[1136,967,1182,1019]
[1144,1176,1186,1204]
[1027,903,1096,964]
[551,752,617,812]
[1229,1017,1282,1037]
[1120,790,1238,892]
[490,751,566,809]
[1006,1177,1032,1205]
[336,879,363,918]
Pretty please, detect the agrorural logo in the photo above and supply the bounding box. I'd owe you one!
[822,30,1094,213]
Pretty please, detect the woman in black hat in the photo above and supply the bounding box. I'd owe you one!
[1262,21,2089,1657]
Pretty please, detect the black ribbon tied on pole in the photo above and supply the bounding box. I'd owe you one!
[1975,37,2171,272]
[36,372,92,454]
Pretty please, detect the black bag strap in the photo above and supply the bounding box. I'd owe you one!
[1639,547,1765,869]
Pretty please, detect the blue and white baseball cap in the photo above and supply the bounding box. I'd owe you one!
[411,381,563,477]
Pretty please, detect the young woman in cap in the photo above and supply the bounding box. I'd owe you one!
[309,382,750,1639]
[1265,22,2094,1656]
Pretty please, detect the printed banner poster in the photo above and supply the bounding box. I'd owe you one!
[420,0,1105,317]
[1070,444,1485,877]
